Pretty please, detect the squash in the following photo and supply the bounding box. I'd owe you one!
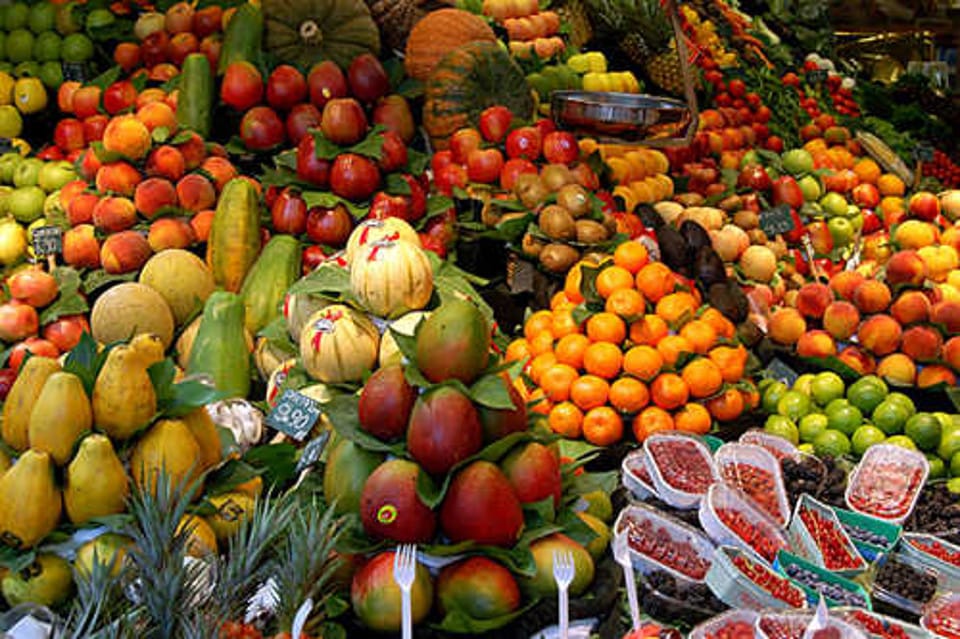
[366,0,425,54]
[299,305,379,383]
[345,217,420,263]
[263,0,381,71]
[351,239,433,318]
[423,41,535,150]
[206,178,261,293]
[403,9,496,82]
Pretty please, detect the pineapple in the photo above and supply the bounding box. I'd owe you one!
[555,0,594,49]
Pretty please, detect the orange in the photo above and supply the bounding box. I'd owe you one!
[679,319,717,354]
[853,158,881,184]
[877,173,905,197]
[635,262,675,302]
[582,406,624,446]
[681,358,724,398]
[596,265,635,299]
[651,373,689,410]
[527,351,557,385]
[524,310,554,341]
[551,291,574,310]
[570,375,610,411]
[700,308,735,339]
[632,406,674,441]
[655,292,698,325]
[583,341,623,379]
[605,288,646,319]
[527,330,555,356]
[529,388,553,416]
[551,307,579,339]
[555,333,589,369]
[548,401,583,438]
[623,345,663,381]
[708,344,748,383]
[656,334,693,367]
[740,380,760,410]
[630,314,669,346]
[609,377,649,413]
[540,363,579,402]
[505,338,531,364]
[564,262,588,304]
[586,312,627,344]
[674,403,712,435]
[614,240,649,274]
[706,388,745,422]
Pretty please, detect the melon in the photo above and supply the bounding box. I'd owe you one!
[139,249,216,326]
[91,283,175,348]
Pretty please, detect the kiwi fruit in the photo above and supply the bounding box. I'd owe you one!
[575,219,608,244]
[539,205,576,241]
[539,243,580,273]
[556,184,592,218]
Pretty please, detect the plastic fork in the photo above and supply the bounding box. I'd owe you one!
[393,544,417,639]
[553,549,575,639]
[613,532,641,630]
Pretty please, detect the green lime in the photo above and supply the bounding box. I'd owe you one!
[886,392,916,418]
[827,402,864,437]
[0,32,7,62]
[762,381,788,414]
[778,391,813,422]
[811,371,845,406]
[4,3,28,31]
[948,477,960,494]
[61,33,92,63]
[5,29,34,64]
[765,414,799,445]
[38,61,61,89]
[814,429,852,458]
[799,442,815,455]
[905,413,943,452]
[799,413,829,443]
[793,373,816,396]
[935,413,955,433]
[27,3,55,34]
[32,31,60,62]
[872,400,910,436]
[847,375,888,414]
[0,105,22,138]
[84,8,115,30]
[13,61,38,79]
[939,427,960,463]
[886,435,918,451]
[927,454,947,480]
[54,2,81,36]
[852,425,886,456]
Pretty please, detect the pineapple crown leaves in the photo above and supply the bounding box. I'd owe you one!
[585,0,673,50]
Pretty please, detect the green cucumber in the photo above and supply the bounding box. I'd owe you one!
[176,53,213,138]
[240,235,301,334]
[218,3,263,74]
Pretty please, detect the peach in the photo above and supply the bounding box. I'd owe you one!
[102,115,152,160]
[66,192,99,226]
[63,225,101,269]
[829,271,865,301]
[900,325,943,362]
[935,283,960,303]
[822,301,860,341]
[59,180,88,212]
[101,231,153,274]
[944,336,960,372]
[95,161,142,197]
[884,250,927,287]
[176,174,216,212]
[894,220,939,250]
[918,245,959,283]
[932,300,960,334]
[852,280,892,314]
[838,346,875,375]
[917,365,956,389]
[768,307,806,346]
[78,148,102,181]
[135,101,177,133]
[863,232,893,263]
[857,314,902,356]
[92,196,137,233]
[176,132,206,170]
[796,282,833,319]
[146,145,186,181]
[942,227,960,253]
[796,329,837,359]
[876,353,916,386]
[148,218,196,252]
[134,177,178,219]
[199,157,237,192]
[890,291,931,325]
[190,210,214,242]
[136,87,168,110]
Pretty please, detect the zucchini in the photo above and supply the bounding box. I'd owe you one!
[219,3,263,74]
[176,53,213,138]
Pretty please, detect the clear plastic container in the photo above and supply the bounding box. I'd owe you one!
[740,429,801,461]
[614,502,716,584]
[789,494,867,576]
[901,533,960,588]
[870,551,942,618]
[699,482,789,565]
[644,432,718,510]
[715,442,791,526]
[835,607,928,639]
[845,444,929,524]
[636,569,727,626]
[755,611,867,639]
[922,592,960,638]
[690,609,760,639]
[706,546,807,611]
[832,506,902,562]
[775,550,872,610]
[621,448,657,501]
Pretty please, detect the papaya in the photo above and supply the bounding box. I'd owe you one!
[205,492,256,544]
[1,553,73,608]
[1,356,60,452]
[415,299,490,384]
[130,419,204,496]
[206,178,261,293]
[218,3,263,73]
[176,53,214,139]
[187,291,251,399]
[240,234,301,334]
[0,450,62,549]
[28,371,92,465]
[92,342,157,441]
[323,438,384,516]
[63,434,130,524]
[182,408,223,471]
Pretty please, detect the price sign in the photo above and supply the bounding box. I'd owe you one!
[766,358,799,387]
[32,226,62,257]
[61,62,86,83]
[913,142,935,163]
[760,204,795,236]
[0,138,14,155]
[807,69,828,84]
[295,431,330,473]
[266,390,320,441]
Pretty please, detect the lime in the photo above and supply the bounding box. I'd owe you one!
[13,61,39,79]
[886,392,916,418]
[27,3,55,34]
[762,381,788,414]
[32,31,61,62]
[813,429,852,458]
[13,77,46,114]
[61,33,92,63]
[0,32,7,61]
[54,2,81,36]
[8,186,45,223]
[799,413,829,443]
[0,105,22,138]
[5,29,34,64]
[905,413,943,452]
[4,3,28,31]
[85,8,115,30]
[927,454,947,480]
[885,435,918,451]
[778,391,812,422]
[765,414,799,445]
[793,373,816,396]
[871,400,910,436]
[948,477,960,494]
[38,61,61,90]
[852,425,886,456]
[826,402,863,436]
[811,371,845,406]
[799,443,815,455]
[847,375,888,414]
[935,413,956,433]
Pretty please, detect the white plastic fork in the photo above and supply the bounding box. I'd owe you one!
[613,532,641,630]
[553,549,575,639]
[393,544,417,639]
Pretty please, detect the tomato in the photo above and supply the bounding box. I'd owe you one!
[542,131,579,164]
[728,78,746,98]
[478,105,512,143]
[781,72,800,87]
[449,128,483,164]
[466,148,504,184]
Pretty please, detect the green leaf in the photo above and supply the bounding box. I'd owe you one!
[301,190,367,219]
[81,269,137,294]
[468,372,514,410]
[323,394,406,455]
[242,443,299,489]
[204,459,262,496]
[151,126,171,144]
[40,267,89,325]
[557,507,600,549]
[169,130,193,145]
[148,359,177,405]
[385,173,412,195]
[578,263,603,307]
[162,377,225,417]
[310,130,347,161]
[348,125,387,159]
[433,597,540,633]
[406,148,429,175]
[90,141,132,165]
[523,495,556,527]
[0,547,36,573]
[286,263,357,304]
[257,316,297,357]
[63,331,101,397]
[425,195,454,220]
[88,65,122,91]
[382,58,405,92]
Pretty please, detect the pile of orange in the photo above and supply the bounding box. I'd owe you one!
[506,240,757,446]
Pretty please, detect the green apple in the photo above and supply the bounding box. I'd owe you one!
[798,174,822,201]
[37,160,76,192]
[7,185,45,223]
[782,149,814,175]
[12,157,42,188]
[0,151,23,183]
[820,192,849,217]
[828,217,855,247]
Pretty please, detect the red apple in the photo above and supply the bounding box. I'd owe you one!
[434,164,467,195]
[42,314,90,353]
[306,204,353,246]
[506,127,541,160]
[82,114,109,144]
[449,128,482,165]
[320,98,368,146]
[347,53,390,103]
[368,191,410,221]
[103,81,138,115]
[431,150,454,175]
[308,60,348,109]
[500,158,538,191]
[140,31,169,67]
[302,245,327,274]
[852,183,880,208]
[54,118,85,152]
[330,153,380,202]
[909,191,941,221]
[542,131,578,164]
[466,148,504,184]
[8,338,59,372]
[0,301,39,342]
[271,187,308,235]
[296,135,331,186]
[192,5,222,38]
[221,61,263,111]
[372,95,415,143]
[401,174,426,221]
[285,103,322,145]
[479,105,512,143]
[166,32,199,67]
[240,106,285,150]
[378,130,408,172]
[266,64,308,111]
[0,368,15,400]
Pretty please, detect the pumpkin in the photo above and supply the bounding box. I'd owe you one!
[263,0,381,70]
[345,217,421,263]
[423,41,535,150]
[351,239,434,318]
[403,9,496,82]
[299,305,380,383]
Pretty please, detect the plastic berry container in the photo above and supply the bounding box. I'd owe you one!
[614,502,716,584]
[689,609,760,639]
[845,444,929,524]
[835,607,928,639]
[922,592,960,638]
[870,555,941,618]
[636,569,727,626]
[900,533,960,588]
[715,443,791,526]
[699,482,789,565]
[706,546,807,611]
[644,432,718,510]
[789,494,867,576]
[621,448,657,501]
[831,506,902,563]
[775,550,872,610]
[739,429,801,461]
[755,611,867,639]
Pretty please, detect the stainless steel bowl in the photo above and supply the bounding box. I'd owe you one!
[551,91,697,145]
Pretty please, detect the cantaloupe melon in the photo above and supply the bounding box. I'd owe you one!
[139,249,215,326]
[91,283,175,349]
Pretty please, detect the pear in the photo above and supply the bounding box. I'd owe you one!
[130,332,165,366]
[0,448,10,476]
[28,371,92,465]
[92,344,157,440]
[182,407,222,471]
[130,419,202,496]
[64,434,130,524]
[1,356,60,451]
[0,450,62,549]
[1,553,73,608]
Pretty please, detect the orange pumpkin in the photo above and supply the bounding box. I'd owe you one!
[403,9,496,82]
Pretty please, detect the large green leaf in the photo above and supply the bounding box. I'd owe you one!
[322,393,405,456]
[433,597,540,634]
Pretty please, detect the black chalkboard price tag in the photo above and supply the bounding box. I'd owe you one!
[0,138,14,155]
[61,62,86,83]
[913,143,935,163]
[295,430,330,473]
[32,226,62,257]
[266,390,320,441]
[766,358,799,387]
[760,204,795,236]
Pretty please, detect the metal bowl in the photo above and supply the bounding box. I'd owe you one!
[551,91,697,145]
